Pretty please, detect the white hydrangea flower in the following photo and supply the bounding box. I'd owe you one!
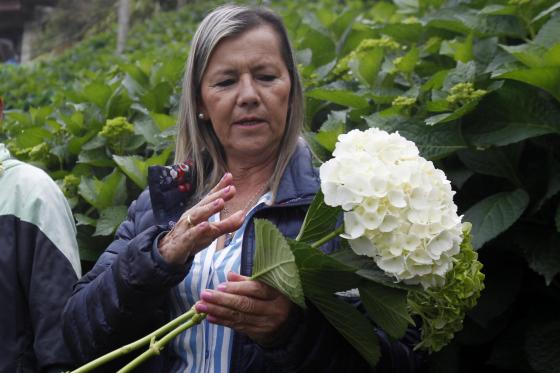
[320,128,463,289]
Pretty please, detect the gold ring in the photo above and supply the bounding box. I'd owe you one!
[187,214,193,227]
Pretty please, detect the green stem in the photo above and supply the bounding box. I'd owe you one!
[69,308,197,373]
[117,312,207,373]
[310,225,345,249]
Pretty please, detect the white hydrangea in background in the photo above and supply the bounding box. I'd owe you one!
[320,128,463,289]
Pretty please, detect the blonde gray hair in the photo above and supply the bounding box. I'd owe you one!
[174,4,304,200]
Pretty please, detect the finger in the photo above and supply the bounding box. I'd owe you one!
[203,307,270,330]
[211,210,244,234]
[219,274,278,301]
[227,272,249,282]
[200,184,236,207]
[209,172,233,194]
[176,186,236,229]
[198,289,263,316]
[187,197,226,226]
[185,212,242,250]
[198,175,236,206]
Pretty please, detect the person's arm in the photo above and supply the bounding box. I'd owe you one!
[1,161,82,372]
[61,194,190,364]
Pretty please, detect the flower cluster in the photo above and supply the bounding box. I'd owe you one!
[62,174,81,198]
[320,128,463,289]
[101,116,134,140]
[446,82,486,106]
[391,96,416,109]
[407,227,485,352]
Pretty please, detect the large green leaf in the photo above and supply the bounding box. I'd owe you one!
[296,190,341,244]
[93,205,129,236]
[82,82,112,111]
[113,147,172,189]
[306,88,370,109]
[14,127,53,148]
[299,27,336,68]
[497,67,560,103]
[349,47,384,86]
[314,110,346,152]
[359,282,413,340]
[311,292,381,368]
[534,14,560,48]
[290,230,381,368]
[78,170,127,210]
[463,82,560,147]
[463,189,529,249]
[514,228,560,286]
[457,148,521,186]
[252,219,306,309]
[106,85,133,118]
[290,240,359,296]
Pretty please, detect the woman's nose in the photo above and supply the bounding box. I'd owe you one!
[236,75,260,108]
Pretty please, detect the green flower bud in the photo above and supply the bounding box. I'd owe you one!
[332,37,400,77]
[407,226,485,353]
[62,174,80,197]
[100,117,134,143]
[100,117,135,153]
[392,96,416,108]
[446,82,487,105]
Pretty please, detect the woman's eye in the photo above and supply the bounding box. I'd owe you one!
[216,79,235,87]
[258,75,276,82]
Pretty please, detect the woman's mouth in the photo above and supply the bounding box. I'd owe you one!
[233,118,265,126]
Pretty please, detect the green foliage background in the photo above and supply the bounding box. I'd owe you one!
[1,0,560,371]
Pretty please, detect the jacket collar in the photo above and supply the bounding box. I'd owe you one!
[274,139,320,205]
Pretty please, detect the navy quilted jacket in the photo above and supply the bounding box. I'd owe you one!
[62,143,424,372]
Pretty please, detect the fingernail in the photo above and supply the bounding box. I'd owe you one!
[225,185,231,193]
[213,199,221,207]
[198,222,208,230]
[217,283,227,292]
[196,303,208,313]
[201,290,213,301]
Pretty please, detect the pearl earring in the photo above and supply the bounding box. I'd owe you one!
[198,113,205,120]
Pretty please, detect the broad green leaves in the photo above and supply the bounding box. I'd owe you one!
[463,189,529,249]
[252,219,306,309]
[359,283,412,340]
[296,189,341,243]
[113,147,172,189]
[79,170,127,210]
[253,191,413,367]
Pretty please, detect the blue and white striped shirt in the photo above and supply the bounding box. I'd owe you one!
[170,192,272,373]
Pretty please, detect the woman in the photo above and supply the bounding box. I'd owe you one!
[63,5,421,372]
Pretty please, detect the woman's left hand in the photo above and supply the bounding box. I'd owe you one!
[195,272,296,345]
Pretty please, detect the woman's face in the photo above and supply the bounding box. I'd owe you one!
[199,25,291,161]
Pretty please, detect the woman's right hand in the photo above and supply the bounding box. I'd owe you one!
[157,173,244,265]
